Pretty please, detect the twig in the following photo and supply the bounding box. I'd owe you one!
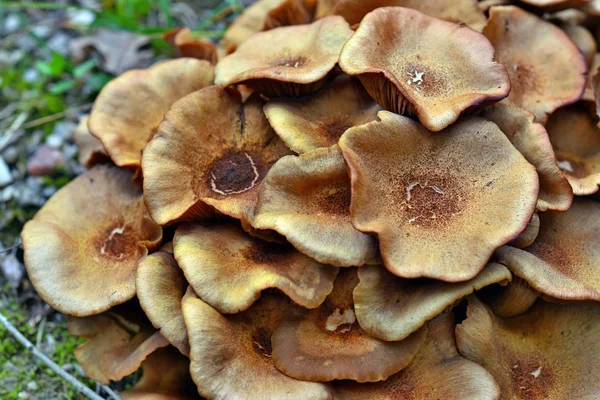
[0,2,86,10]
[0,312,116,400]
[0,239,21,254]
[100,384,121,400]
[0,112,28,152]
[22,103,92,129]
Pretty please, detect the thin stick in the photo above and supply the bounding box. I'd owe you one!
[0,2,85,10]
[0,112,28,152]
[22,103,92,129]
[0,239,21,254]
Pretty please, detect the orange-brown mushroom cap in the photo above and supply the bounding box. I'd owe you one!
[215,17,353,97]
[339,112,538,282]
[353,263,511,342]
[174,222,338,313]
[182,292,334,400]
[495,198,600,302]
[73,115,110,168]
[88,58,214,171]
[333,312,500,400]
[21,166,162,316]
[251,145,379,267]
[271,268,427,382]
[339,7,510,132]
[456,296,600,399]
[143,86,292,226]
[482,6,587,124]
[264,75,381,154]
[164,28,218,64]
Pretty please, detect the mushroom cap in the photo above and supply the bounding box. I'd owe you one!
[482,102,573,212]
[482,6,587,124]
[339,112,538,282]
[142,86,291,226]
[264,75,381,154]
[182,292,334,400]
[174,222,338,313]
[353,263,511,342]
[271,268,427,382]
[495,198,600,302]
[508,212,540,249]
[520,0,590,11]
[333,312,500,400]
[21,166,162,316]
[483,275,540,317]
[88,58,214,171]
[215,17,353,97]
[561,24,597,68]
[251,145,379,267]
[545,105,600,195]
[456,295,600,399]
[164,28,218,64]
[339,7,510,132]
[136,251,190,356]
[73,115,110,168]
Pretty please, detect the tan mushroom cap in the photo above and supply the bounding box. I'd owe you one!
[482,6,587,124]
[520,0,590,11]
[136,251,189,356]
[182,292,334,400]
[339,112,538,282]
[264,75,381,154]
[164,28,218,64]
[315,0,341,19]
[508,212,540,249]
[174,222,338,313]
[484,275,540,317]
[545,105,600,195]
[251,146,379,267]
[271,268,427,382]
[339,7,510,132]
[482,102,573,211]
[561,24,597,68]
[21,166,162,316]
[88,58,214,171]
[333,312,500,400]
[73,115,110,168]
[215,17,353,97]
[456,296,600,399]
[143,86,291,226]
[495,198,600,302]
[353,263,511,342]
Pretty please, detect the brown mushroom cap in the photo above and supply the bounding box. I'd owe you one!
[545,105,600,195]
[333,312,500,400]
[508,212,540,249]
[456,296,600,399]
[520,0,590,11]
[88,58,214,171]
[482,102,573,211]
[339,112,538,282]
[21,166,162,316]
[484,275,540,317]
[264,75,381,154]
[136,251,189,356]
[143,86,291,226]
[251,145,379,267]
[73,115,110,168]
[339,7,510,132]
[482,6,587,124]
[271,268,427,382]
[164,28,218,64]
[353,263,511,342]
[215,17,353,97]
[495,198,600,302]
[561,24,597,68]
[174,222,338,313]
[182,292,334,400]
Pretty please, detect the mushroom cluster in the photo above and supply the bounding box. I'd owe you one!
[21,1,600,399]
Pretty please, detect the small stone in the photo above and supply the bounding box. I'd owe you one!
[22,68,40,83]
[0,157,12,187]
[46,121,76,148]
[26,381,38,392]
[2,145,20,164]
[17,392,30,399]
[68,9,96,26]
[47,33,70,55]
[27,145,65,176]
[0,251,23,288]
[32,26,52,39]
[3,14,21,33]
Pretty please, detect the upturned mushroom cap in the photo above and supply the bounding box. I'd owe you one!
[251,146,379,267]
[353,263,511,342]
[482,102,573,211]
[482,6,587,124]
[271,268,427,382]
[545,105,600,195]
[174,222,338,313]
[88,58,214,171]
[495,198,600,302]
[339,112,538,282]
[164,28,218,64]
[508,212,540,249]
[264,75,381,154]
[333,312,500,400]
[136,251,189,356]
[339,7,510,132]
[215,17,353,97]
[456,296,600,399]
[182,292,334,400]
[143,86,292,226]
[21,166,162,316]
[73,115,110,168]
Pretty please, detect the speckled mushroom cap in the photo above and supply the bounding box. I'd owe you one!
[339,112,538,282]
[339,7,510,131]
[215,17,353,97]
[21,166,162,316]
[456,296,600,399]
[73,115,110,168]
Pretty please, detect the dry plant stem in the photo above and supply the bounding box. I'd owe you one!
[22,103,92,129]
[0,312,121,400]
[0,112,28,152]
